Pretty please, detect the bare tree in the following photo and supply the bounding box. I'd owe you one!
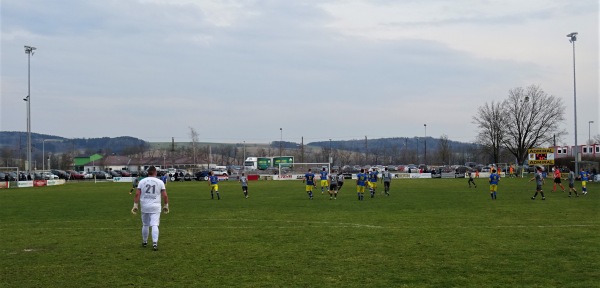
[437,134,451,165]
[501,85,566,164]
[189,127,199,166]
[473,101,504,164]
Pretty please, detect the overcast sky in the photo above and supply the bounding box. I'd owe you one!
[1,0,598,145]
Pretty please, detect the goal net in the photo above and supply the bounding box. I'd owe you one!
[277,162,330,180]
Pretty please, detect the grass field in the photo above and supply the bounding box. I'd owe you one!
[1,177,598,287]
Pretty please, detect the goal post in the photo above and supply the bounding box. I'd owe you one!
[277,162,330,180]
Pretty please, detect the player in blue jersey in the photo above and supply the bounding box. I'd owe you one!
[208,171,220,200]
[160,172,168,186]
[356,169,368,201]
[368,168,379,198]
[579,168,590,195]
[320,168,328,194]
[488,169,500,200]
[303,168,316,200]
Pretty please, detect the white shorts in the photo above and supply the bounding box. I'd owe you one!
[141,213,161,226]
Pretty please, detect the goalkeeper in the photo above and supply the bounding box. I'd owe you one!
[131,166,169,251]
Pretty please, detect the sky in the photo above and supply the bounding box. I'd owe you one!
[1,0,598,145]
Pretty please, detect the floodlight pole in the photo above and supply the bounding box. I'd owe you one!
[424,124,427,165]
[567,32,578,173]
[588,121,594,145]
[24,45,36,175]
[329,138,332,165]
[279,128,282,157]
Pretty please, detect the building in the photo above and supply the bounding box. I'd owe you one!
[553,144,600,159]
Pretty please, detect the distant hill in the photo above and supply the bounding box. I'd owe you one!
[0,131,148,155]
[1,131,482,166]
[272,137,475,154]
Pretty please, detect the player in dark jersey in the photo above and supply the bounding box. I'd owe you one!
[303,168,316,200]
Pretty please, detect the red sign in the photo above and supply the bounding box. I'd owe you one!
[33,180,47,187]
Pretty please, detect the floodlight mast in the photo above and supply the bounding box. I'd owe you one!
[24,45,36,175]
[566,32,578,173]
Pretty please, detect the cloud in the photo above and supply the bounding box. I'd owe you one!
[1,0,597,144]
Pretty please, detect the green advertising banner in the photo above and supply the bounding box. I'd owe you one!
[257,157,272,170]
[273,156,294,168]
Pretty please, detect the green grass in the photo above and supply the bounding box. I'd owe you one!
[1,178,598,287]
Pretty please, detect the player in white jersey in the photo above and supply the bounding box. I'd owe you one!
[239,173,249,198]
[131,166,169,251]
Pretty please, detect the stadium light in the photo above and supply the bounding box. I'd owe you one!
[566,32,578,173]
[24,45,36,175]
[279,128,282,157]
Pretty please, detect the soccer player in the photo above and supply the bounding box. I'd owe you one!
[337,172,345,192]
[488,169,499,200]
[530,166,545,200]
[580,168,589,195]
[328,169,338,200]
[160,172,168,186]
[239,173,249,199]
[567,167,578,197]
[320,168,328,194]
[303,168,316,200]
[129,175,142,195]
[368,168,379,198]
[356,168,367,201]
[381,167,392,196]
[551,166,565,193]
[208,171,220,200]
[467,170,477,188]
[131,166,169,251]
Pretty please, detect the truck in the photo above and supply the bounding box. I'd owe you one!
[244,157,272,171]
[244,156,294,170]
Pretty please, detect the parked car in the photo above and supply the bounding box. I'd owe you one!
[108,170,121,177]
[0,172,19,181]
[41,172,59,180]
[454,166,471,177]
[51,169,69,179]
[195,170,210,181]
[66,170,85,179]
[211,168,229,176]
[92,171,111,179]
[405,165,419,173]
[119,170,132,177]
[0,172,17,181]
